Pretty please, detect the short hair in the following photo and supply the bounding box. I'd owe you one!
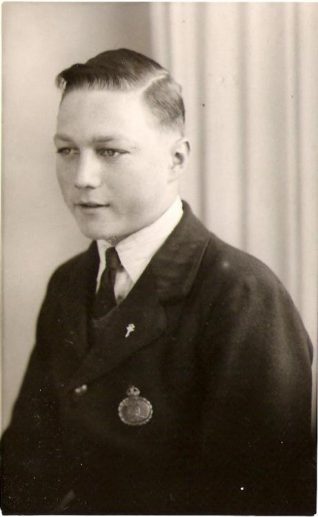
[56,48,185,134]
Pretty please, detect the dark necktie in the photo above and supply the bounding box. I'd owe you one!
[91,247,121,319]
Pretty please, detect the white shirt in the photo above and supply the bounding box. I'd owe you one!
[96,197,183,303]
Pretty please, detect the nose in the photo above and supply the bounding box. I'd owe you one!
[74,151,103,189]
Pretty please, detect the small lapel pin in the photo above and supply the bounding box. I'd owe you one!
[125,323,135,338]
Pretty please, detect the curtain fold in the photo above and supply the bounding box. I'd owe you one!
[150,3,317,345]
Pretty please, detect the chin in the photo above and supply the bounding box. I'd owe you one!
[77,222,123,243]
[77,223,107,241]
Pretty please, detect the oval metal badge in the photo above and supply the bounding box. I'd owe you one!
[118,386,153,426]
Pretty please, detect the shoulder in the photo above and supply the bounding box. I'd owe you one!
[202,232,288,303]
[45,242,98,294]
[198,231,313,349]
[164,203,296,312]
[199,232,313,360]
[51,249,89,279]
[179,202,284,300]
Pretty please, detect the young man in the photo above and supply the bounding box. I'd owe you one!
[1,49,315,515]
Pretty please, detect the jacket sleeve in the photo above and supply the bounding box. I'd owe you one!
[196,265,315,515]
[1,272,67,514]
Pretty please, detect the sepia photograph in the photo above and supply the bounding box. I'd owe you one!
[1,2,317,515]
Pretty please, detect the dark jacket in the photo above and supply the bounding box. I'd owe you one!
[1,204,315,515]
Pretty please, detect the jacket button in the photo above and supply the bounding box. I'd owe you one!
[74,384,88,396]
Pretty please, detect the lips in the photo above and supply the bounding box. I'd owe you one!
[76,202,109,208]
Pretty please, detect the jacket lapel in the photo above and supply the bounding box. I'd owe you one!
[56,242,98,363]
[67,266,167,391]
[63,203,212,390]
[151,203,211,302]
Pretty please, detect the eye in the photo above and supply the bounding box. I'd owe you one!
[97,148,125,158]
[56,147,78,157]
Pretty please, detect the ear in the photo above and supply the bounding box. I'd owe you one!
[169,138,190,180]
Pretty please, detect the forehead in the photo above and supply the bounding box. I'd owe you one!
[56,88,160,138]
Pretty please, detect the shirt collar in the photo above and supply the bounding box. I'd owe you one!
[97,196,183,283]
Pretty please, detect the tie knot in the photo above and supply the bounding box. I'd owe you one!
[105,247,121,272]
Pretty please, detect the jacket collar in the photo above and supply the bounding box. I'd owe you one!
[150,202,211,302]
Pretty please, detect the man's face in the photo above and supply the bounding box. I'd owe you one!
[55,88,187,242]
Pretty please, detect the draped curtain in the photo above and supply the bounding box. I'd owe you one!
[149,4,317,348]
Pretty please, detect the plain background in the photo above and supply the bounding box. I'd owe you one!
[2,3,317,429]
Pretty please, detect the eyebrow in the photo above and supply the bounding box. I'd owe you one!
[53,133,138,148]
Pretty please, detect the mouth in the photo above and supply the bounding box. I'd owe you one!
[76,202,109,209]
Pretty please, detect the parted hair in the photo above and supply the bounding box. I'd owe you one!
[56,48,185,134]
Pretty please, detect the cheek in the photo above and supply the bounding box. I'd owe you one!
[56,172,67,194]
[56,161,73,187]
[56,168,74,205]
[114,168,165,207]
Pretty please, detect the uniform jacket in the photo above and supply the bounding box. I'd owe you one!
[1,203,315,515]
